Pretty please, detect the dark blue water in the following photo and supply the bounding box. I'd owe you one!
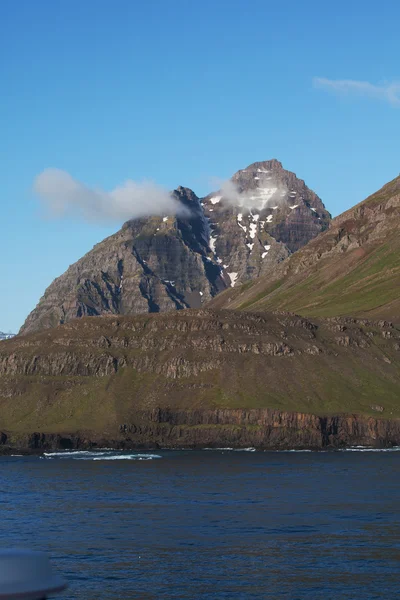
[1,448,400,599]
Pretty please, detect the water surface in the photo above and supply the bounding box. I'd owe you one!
[1,449,399,599]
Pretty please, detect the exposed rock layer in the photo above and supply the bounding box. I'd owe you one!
[2,409,400,453]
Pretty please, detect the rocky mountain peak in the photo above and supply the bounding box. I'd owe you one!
[201,160,330,287]
[20,160,331,335]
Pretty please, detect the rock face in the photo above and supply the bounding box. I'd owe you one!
[1,310,400,449]
[20,161,330,334]
[3,410,400,453]
[210,173,400,320]
[203,159,330,285]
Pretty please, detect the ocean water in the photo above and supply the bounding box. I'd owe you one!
[1,449,400,599]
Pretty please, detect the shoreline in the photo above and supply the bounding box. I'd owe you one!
[3,407,400,455]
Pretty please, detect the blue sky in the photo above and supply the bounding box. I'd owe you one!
[1,0,400,332]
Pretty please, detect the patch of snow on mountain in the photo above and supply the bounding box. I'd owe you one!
[210,196,221,204]
[163,217,168,222]
[237,213,247,233]
[249,223,257,239]
[261,244,271,259]
[266,215,273,223]
[246,242,254,251]
[209,234,217,252]
[289,204,299,210]
[228,272,238,287]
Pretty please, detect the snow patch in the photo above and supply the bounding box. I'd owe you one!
[237,213,247,233]
[209,234,218,252]
[162,216,168,222]
[254,176,260,180]
[310,207,317,212]
[210,196,221,204]
[249,223,257,239]
[289,204,299,210]
[257,169,270,173]
[261,244,271,259]
[266,215,273,223]
[228,272,238,287]
[247,242,254,251]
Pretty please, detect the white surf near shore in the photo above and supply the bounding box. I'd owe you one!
[42,450,162,460]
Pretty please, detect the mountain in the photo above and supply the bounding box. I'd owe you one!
[210,174,400,320]
[1,310,400,451]
[0,332,15,341]
[20,160,330,335]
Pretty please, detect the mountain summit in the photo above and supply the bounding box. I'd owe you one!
[20,160,330,334]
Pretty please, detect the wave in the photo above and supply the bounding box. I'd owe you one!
[203,447,256,452]
[42,450,162,460]
[339,446,400,452]
[276,449,313,453]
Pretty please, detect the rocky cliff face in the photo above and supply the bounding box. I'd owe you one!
[203,159,330,286]
[20,161,330,334]
[3,409,400,453]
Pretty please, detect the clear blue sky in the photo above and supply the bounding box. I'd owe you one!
[1,0,399,332]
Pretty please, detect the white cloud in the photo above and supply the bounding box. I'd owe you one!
[214,178,287,211]
[34,168,186,223]
[313,77,400,107]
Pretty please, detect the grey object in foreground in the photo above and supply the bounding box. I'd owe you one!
[0,549,66,599]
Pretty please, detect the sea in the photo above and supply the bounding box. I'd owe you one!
[1,448,400,599]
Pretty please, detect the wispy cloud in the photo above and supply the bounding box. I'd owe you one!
[211,177,287,211]
[313,77,400,107]
[34,169,187,223]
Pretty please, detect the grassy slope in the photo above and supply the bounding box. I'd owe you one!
[1,312,400,434]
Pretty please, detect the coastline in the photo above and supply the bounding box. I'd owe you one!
[2,408,400,455]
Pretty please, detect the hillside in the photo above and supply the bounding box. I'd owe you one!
[20,160,330,335]
[1,310,400,450]
[209,175,400,319]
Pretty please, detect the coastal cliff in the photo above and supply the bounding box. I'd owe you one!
[2,408,400,453]
[1,309,399,451]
